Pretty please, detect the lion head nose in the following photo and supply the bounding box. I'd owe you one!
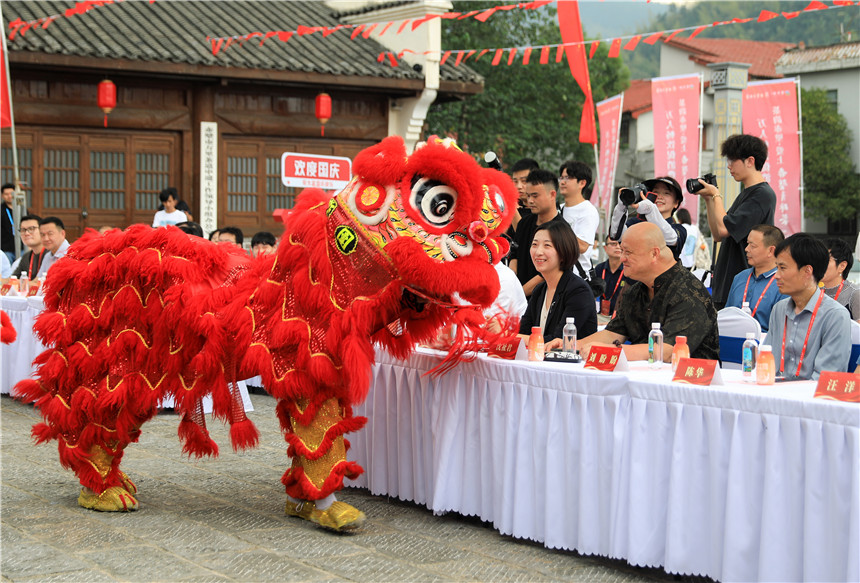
[467,220,488,244]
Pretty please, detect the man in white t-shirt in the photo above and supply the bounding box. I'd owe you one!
[152,189,188,227]
[558,160,599,276]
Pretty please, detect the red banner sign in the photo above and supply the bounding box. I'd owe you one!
[814,371,860,402]
[651,74,701,224]
[281,152,352,191]
[672,357,720,385]
[596,94,624,219]
[742,79,801,236]
[584,344,624,371]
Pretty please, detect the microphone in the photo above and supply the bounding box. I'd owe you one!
[483,151,502,171]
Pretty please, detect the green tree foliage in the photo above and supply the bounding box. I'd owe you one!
[425,1,629,170]
[800,88,860,221]
[623,1,860,79]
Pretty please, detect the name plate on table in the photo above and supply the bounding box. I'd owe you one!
[27,285,40,297]
[672,357,723,386]
[814,371,860,402]
[583,345,628,371]
[487,336,524,360]
[0,283,12,296]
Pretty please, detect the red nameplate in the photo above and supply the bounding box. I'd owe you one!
[27,284,40,297]
[0,283,12,296]
[672,357,720,385]
[814,371,860,402]
[486,336,522,360]
[583,345,623,371]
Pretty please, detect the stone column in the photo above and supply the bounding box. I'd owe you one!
[707,62,750,207]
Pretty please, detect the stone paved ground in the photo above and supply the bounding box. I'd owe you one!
[1,393,710,582]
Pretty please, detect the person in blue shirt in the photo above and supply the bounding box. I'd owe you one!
[726,224,787,332]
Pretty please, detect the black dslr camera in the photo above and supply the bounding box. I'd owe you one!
[686,173,718,194]
[618,183,655,206]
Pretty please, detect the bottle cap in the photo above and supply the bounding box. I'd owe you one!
[676,335,687,344]
[651,322,661,329]
[760,344,772,352]
[746,332,756,339]
[566,317,575,324]
[531,327,541,334]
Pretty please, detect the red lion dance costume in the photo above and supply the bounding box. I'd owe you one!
[16,136,517,531]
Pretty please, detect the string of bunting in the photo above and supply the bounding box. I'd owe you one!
[6,0,156,41]
[378,0,857,67]
[204,0,552,57]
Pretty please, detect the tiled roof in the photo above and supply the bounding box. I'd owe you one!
[666,37,795,79]
[776,41,860,71]
[622,79,652,119]
[2,0,482,86]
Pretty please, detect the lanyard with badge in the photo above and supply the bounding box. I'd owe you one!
[601,266,623,316]
[742,271,776,317]
[779,290,824,378]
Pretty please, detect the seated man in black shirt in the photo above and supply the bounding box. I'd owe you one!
[510,169,567,297]
[579,222,719,362]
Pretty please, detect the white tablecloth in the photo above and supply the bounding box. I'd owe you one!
[352,348,860,583]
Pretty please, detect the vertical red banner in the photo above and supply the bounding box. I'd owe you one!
[0,38,11,129]
[557,1,597,145]
[651,74,701,224]
[742,79,801,236]
[596,94,624,219]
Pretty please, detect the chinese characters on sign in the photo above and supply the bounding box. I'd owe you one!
[651,74,701,224]
[814,371,860,402]
[742,80,801,235]
[596,94,624,221]
[199,122,218,237]
[281,153,352,191]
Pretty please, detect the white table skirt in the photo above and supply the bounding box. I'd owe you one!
[352,348,860,583]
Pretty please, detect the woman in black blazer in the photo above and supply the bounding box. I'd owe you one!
[519,221,598,346]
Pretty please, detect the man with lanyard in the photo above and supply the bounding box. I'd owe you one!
[765,233,850,380]
[593,235,624,319]
[821,237,860,320]
[1,183,16,264]
[10,214,46,279]
[725,225,786,332]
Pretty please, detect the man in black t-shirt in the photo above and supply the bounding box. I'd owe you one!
[695,134,776,309]
[510,169,567,297]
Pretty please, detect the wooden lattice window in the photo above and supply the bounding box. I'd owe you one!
[227,156,258,213]
[44,149,80,209]
[90,151,126,210]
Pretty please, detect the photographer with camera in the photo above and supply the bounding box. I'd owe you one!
[693,134,776,310]
[609,176,687,262]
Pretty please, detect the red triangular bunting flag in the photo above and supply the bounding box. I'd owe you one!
[440,50,451,65]
[540,46,550,64]
[277,31,293,42]
[522,47,532,65]
[507,48,518,65]
[379,22,393,36]
[211,38,224,55]
[476,49,490,62]
[459,10,480,19]
[589,41,599,59]
[833,0,853,5]
[758,10,779,22]
[397,20,411,34]
[362,23,378,38]
[350,25,365,40]
[455,51,465,67]
[804,1,828,10]
[644,31,663,45]
[688,25,707,39]
[555,45,564,63]
[463,50,476,62]
[782,11,801,19]
[475,8,498,22]
[607,38,622,58]
[388,52,398,67]
[663,29,682,43]
[41,16,58,29]
[491,48,503,66]
[377,52,385,63]
[623,35,640,51]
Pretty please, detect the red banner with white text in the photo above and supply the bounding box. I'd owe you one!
[596,94,623,219]
[742,79,801,236]
[651,74,701,224]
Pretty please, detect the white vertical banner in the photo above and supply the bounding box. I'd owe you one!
[199,121,218,237]
[651,73,701,224]
[596,93,624,221]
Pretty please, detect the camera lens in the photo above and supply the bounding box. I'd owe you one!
[686,178,703,194]
[619,188,635,206]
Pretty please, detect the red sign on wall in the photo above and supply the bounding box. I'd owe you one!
[281,152,352,191]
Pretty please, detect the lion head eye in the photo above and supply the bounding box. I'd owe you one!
[409,176,457,227]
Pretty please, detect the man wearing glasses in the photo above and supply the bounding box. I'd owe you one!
[11,215,46,279]
[558,161,599,276]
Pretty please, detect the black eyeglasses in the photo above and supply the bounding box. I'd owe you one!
[19,226,38,233]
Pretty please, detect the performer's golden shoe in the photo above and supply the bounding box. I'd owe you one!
[78,486,138,512]
[285,499,366,532]
[119,471,137,494]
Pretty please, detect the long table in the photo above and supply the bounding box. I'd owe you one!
[350,348,860,583]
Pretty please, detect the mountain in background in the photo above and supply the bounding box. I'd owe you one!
[577,1,860,80]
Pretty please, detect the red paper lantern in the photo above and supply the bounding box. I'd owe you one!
[98,79,116,128]
[315,92,331,137]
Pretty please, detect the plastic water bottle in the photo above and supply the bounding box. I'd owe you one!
[648,322,663,368]
[528,327,545,362]
[562,317,577,353]
[757,344,775,385]
[742,332,758,377]
[741,301,752,316]
[19,273,29,294]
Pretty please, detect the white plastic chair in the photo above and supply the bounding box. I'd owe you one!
[850,320,860,370]
[718,307,762,370]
